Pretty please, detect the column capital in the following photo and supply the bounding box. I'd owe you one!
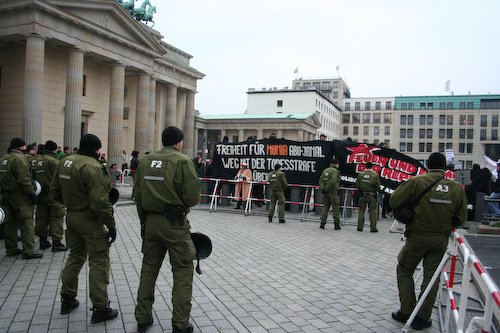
[24,33,46,41]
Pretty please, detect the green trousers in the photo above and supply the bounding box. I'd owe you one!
[135,213,196,328]
[268,190,285,220]
[320,191,340,226]
[60,213,110,307]
[3,196,35,256]
[357,194,377,230]
[35,192,65,241]
[397,232,448,320]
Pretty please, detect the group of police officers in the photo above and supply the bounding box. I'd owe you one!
[1,127,468,332]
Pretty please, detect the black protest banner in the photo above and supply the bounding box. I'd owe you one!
[210,139,335,185]
[210,139,427,192]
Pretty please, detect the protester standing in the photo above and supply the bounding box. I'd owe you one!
[356,162,380,232]
[267,164,288,223]
[319,158,341,230]
[390,152,467,330]
[134,126,200,333]
[234,162,252,209]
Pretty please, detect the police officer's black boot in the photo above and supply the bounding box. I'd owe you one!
[39,236,51,250]
[52,240,68,252]
[60,295,79,314]
[90,304,119,323]
[137,318,153,333]
[279,219,285,223]
[268,216,273,223]
[172,322,194,333]
[334,223,341,230]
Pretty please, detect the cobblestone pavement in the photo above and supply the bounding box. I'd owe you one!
[0,195,450,332]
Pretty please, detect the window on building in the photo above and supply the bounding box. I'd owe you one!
[447,115,453,125]
[446,143,453,150]
[447,102,453,109]
[363,139,369,143]
[466,143,473,153]
[232,135,239,142]
[333,92,339,98]
[467,115,474,125]
[426,129,433,138]
[342,114,350,123]
[459,129,465,139]
[373,113,381,123]
[439,115,446,125]
[343,126,349,136]
[427,103,433,110]
[345,102,351,111]
[439,129,445,139]
[333,81,339,88]
[353,113,360,123]
[440,143,445,153]
[400,115,407,125]
[365,102,371,110]
[427,115,433,125]
[460,115,466,125]
[400,129,406,138]
[375,101,381,110]
[408,115,414,125]
[426,143,432,152]
[420,102,426,110]
[467,129,474,139]
[363,113,371,123]
[386,101,392,110]
[446,129,453,139]
[459,102,465,109]
[385,139,390,146]
[492,129,498,141]
[277,100,283,107]
[363,126,369,135]
[400,142,406,152]
[407,142,413,152]
[401,103,407,110]
[492,115,499,127]
[481,115,487,127]
[353,126,359,135]
[419,143,425,152]
[408,103,414,110]
[374,126,379,136]
[355,102,360,110]
[383,113,391,123]
[374,139,379,145]
[407,129,414,138]
[322,82,330,90]
[439,102,446,109]
[313,82,320,90]
[480,129,487,140]
[303,83,310,88]
[420,115,426,125]
[467,102,473,109]
[82,75,87,96]
[419,129,425,139]
[385,126,390,136]
[459,143,465,153]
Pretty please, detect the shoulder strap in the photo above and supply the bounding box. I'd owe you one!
[413,176,444,205]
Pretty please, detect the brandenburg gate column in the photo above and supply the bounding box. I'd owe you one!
[64,48,84,149]
[23,34,45,144]
[257,129,263,140]
[297,130,304,142]
[165,85,177,127]
[107,63,125,167]
[149,78,156,151]
[134,73,150,154]
[183,91,195,157]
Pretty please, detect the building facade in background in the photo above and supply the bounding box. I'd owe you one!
[0,0,203,166]
[292,77,351,107]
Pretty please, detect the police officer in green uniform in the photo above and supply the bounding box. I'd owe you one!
[34,140,67,252]
[0,137,42,259]
[356,162,380,232]
[319,158,341,230]
[390,152,467,330]
[267,163,288,223]
[50,134,118,322]
[135,126,200,333]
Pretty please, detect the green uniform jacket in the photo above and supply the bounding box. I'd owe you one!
[268,170,288,192]
[320,166,340,193]
[390,170,467,233]
[134,146,200,214]
[34,151,58,192]
[50,153,115,228]
[356,169,380,194]
[0,149,35,200]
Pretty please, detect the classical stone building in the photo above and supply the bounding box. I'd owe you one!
[0,0,203,166]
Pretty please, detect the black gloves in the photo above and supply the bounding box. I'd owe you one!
[107,226,117,247]
[29,193,38,205]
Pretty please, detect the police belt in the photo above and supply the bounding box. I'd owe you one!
[162,205,186,224]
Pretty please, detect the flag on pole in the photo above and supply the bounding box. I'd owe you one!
[445,80,451,92]
[293,67,298,74]
[336,65,339,71]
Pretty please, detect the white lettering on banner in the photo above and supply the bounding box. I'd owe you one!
[252,172,268,182]
[288,145,325,157]
[249,144,265,155]
[266,158,316,172]
[216,144,248,156]
[251,158,266,169]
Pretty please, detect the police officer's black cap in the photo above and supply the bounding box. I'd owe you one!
[26,142,37,151]
[427,152,446,170]
[9,137,26,150]
[79,134,102,152]
[191,232,212,260]
[44,140,57,152]
[109,188,120,205]
[162,126,184,146]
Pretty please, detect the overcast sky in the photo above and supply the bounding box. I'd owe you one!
[152,0,500,115]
